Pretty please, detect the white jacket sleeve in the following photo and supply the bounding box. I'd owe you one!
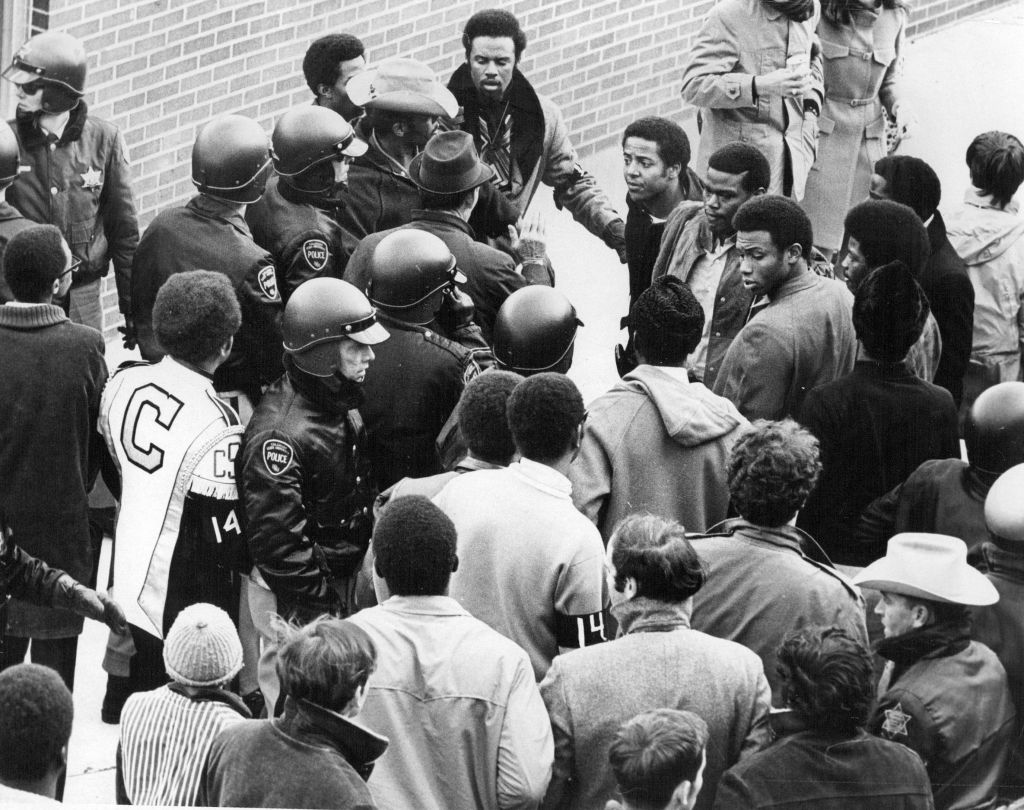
[497,655,555,809]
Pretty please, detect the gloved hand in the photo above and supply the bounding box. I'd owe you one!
[507,210,548,265]
[70,583,128,634]
[614,341,638,377]
[604,219,627,263]
[118,315,137,351]
[436,286,477,334]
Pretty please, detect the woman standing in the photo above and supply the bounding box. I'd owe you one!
[802,0,913,257]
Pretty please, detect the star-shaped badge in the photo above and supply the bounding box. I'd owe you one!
[882,703,911,737]
[80,167,103,190]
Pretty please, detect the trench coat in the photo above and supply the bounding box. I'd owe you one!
[803,6,906,250]
[681,0,825,199]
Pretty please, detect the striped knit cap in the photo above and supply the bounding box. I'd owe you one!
[162,603,243,687]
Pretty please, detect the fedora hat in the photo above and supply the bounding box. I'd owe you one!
[852,533,998,606]
[409,131,494,195]
[347,57,458,119]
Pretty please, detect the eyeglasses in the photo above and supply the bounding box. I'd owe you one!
[59,257,83,279]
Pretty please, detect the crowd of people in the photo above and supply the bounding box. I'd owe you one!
[1,4,1024,810]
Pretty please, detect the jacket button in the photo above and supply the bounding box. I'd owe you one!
[355,476,361,484]
[715,331,721,337]
[49,143,56,151]
[862,52,870,60]
[50,186,58,195]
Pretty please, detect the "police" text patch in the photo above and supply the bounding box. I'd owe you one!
[262,439,294,476]
[257,265,280,300]
[302,239,330,272]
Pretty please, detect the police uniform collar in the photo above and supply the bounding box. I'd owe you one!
[285,354,364,414]
[276,173,347,210]
[15,98,87,146]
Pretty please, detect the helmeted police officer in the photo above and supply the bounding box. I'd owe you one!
[3,30,139,340]
[492,285,583,376]
[360,229,481,489]
[0,120,34,303]
[246,105,367,302]
[859,381,1024,561]
[131,114,281,414]
[239,276,388,713]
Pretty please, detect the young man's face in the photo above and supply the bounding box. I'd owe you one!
[842,236,870,292]
[736,229,792,298]
[319,55,366,122]
[468,37,516,102]
[622,137,678,204]
[703,168,754,239]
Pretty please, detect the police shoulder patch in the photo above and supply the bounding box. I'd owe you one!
[262,438,294,476]
[256,265,280,301]
[301,239,330,272]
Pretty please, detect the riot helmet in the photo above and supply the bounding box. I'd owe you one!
[492,286,583,375]
[192,115,273,204]
[3,31,86,114]
[271,106,367,190]
[964,381,1024,476]
[366,230,465,324]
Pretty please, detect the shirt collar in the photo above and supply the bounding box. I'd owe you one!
[381,594,470,617]
[510,458,573,499]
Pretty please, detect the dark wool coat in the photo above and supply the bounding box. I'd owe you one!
[0,304,106,637]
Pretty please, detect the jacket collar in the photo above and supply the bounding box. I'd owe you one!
[276,175,348,210]
[701,517,838,568]
[768,267,817,302]
[381,594,470,617]
[285,354,365,414]
[187,194,253,238]
[875,618,971,669]
[448,63,545,186]
[612,596,692,636]
[0,201,28,223]
[410,209,475,238]
[852,359,915,379]
[963,185,1020,215]
[454,455,505,473]
[166,682,252,716]
[15,99,88,146]
[357,131,412,180]
[277,697,388,778]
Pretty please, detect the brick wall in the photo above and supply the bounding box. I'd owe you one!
[19,0,1016,336]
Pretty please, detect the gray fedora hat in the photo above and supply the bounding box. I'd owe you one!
[347,57,458,119]
[409,130,494,195]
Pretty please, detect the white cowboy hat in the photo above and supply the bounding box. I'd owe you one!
[853,533,998,606]
[347,57,458,119]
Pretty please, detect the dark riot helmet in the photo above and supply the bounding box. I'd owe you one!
[0,121,21,187]
[271,106,367,180]
[192,115,273,204]
[492,286,583,376]
[283,278,389,377]
[964,381,1024,475]
[3,31,86,114]
[366,230,466,324]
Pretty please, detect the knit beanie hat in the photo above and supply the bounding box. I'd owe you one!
[163,603,243,687]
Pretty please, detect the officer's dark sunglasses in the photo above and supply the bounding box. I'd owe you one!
[17,80,45,95]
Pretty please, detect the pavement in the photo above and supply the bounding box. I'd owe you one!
[60,2,1024,804]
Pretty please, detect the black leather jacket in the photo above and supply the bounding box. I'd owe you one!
[239,360,374,619]
[1,533,84,619]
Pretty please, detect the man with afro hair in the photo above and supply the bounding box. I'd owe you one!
[571,275,747,540]
[843,199,945,384]
[349,495,553,809]
[712,196,856,421]
[434,373,608,680]
[797,262,959,566]
[688,419,866,701]
[0,663,75,804]
[871,156,974,406]
[99,269,247,719]
[302,34,366,123]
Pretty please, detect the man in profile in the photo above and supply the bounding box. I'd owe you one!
[302,34,366,123]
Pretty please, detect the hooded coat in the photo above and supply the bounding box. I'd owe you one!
[946,187,1024,377]
[570,365,748,539]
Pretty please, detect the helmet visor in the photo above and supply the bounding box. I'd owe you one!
[2,65,42,86]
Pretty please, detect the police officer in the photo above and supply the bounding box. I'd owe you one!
[246,105,367,302]
[361,229,481,489]
[858,381,1024,560]
[131,114,282,416]
[239,277,388,713]
[3,30,139,341]
[0,120,33,303]
[492,285,583,376]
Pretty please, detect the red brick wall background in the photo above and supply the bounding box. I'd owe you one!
[30,0,1015,336]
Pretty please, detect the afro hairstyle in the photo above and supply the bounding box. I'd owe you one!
[457,370,523,465]
[507,372,585,464]
[708,142,772,194]
[2,224,66,302]
[0,663,74,782]
[732,195,814,261]
[153,270,242,364]
[623,117,691,172]
[373,495,458,596]
[632,275,705,366]
[302,34,365,94]
[844,199,929,279]
[853,261,930,363]
[873,155,941,221]
[462,9,528,61]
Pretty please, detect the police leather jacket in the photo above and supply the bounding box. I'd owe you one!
[9,102,139,314]
[1,532,100,628]
[239,359,375,620]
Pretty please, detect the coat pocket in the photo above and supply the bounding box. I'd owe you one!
[872,47,897,67]
[817,114,836,136]
[820,40,850,60]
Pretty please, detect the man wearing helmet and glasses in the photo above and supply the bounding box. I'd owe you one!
[246,106,367,302]
[3,30,139,344]
[239,277,388,714]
